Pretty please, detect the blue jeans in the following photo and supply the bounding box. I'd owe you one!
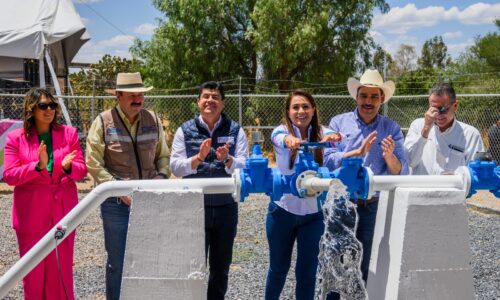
[265,201,324,300]
[327,201,378,300]
[101,197,130,300]
[205,202,238,300]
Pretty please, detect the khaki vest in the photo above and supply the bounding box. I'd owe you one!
[101,107,159,180]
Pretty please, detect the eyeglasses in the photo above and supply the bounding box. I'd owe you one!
[37,102,58,110]
[437,105,449,114]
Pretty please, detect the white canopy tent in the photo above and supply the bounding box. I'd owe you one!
[0,0,90,125]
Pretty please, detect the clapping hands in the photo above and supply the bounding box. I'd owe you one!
[37,141,48,169]
[62,150,77,171]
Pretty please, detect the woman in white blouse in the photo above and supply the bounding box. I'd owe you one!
[266,89,341,300]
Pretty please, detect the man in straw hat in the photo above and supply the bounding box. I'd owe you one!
[324,69,409,298]
[86,72,170,300]
[404,82,484,175]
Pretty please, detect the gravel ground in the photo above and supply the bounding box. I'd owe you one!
[0,193,498,299]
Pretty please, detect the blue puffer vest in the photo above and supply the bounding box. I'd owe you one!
[181,114,240,207]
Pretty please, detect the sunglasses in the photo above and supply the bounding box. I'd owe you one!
[37,102,58,110]
[437,105,450,114]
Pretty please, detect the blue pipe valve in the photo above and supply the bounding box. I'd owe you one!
[239,140,372,202]
[467,159,500,198]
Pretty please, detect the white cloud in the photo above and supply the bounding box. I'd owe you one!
[442,31,463,39]
[72,35,135,63]
[80,17,90,26]
[371,30,418,57]
[134,23,157,35]
[373,4,444,34]
[454,2,500,24]
[98,35,135,47]
[447,39,475,57]
[373,3,500,34]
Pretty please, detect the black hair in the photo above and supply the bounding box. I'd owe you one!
[430,83,456,103]
[198,81,225,100]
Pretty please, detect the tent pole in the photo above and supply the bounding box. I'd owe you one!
[45,48,72,126]
[39,50,45,88]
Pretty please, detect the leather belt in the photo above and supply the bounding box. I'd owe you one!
[350,196,379,206]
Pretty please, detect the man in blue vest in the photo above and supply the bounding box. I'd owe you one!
[170,81,248,300]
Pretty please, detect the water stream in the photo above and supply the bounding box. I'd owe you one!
[318,179,368,300]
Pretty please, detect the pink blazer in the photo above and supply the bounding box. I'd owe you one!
[3,124,87,233]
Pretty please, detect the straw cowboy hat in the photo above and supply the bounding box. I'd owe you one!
[347,69,395,103]
[106,72,153,94]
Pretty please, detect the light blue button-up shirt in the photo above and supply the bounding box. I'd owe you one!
[324,109,409,176]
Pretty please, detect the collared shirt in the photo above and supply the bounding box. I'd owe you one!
[271,124,335,215]
[404,118,484,175]
[170,115,248,177]
[324,109,409,176]
[86,105,171,184]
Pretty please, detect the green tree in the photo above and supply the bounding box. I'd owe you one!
[444,19,500,94]
[392,44,416,76]
[417,36,451,69]
[69,54,142,95]
[131,0,389,92]
[395,67,439,95]
[371,46,393,77]
[471,31,500,69]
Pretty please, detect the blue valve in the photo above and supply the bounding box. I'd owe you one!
[468,159,500,198]
[239,139,371,202]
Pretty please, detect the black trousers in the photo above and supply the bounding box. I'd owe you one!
[205,202,238,300]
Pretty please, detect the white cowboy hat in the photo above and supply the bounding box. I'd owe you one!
[106,72,153,94]
[347,69,395,102]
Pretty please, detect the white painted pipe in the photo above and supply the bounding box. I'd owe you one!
[302,177,336,194]
[0,177,238,299]
[371,175,464,191]
[298,169,470,198]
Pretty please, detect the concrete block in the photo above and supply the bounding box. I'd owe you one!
[367,188,474,300]
[121,189,206,300]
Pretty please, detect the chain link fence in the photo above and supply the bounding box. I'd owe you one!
[1,93,499,161]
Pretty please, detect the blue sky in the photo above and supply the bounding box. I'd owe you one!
[72,0,500,64]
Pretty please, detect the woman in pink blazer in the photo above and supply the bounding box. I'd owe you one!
[3,88,87,300]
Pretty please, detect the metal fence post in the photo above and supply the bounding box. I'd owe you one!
[91,76,96,123]
[238,76,243,125]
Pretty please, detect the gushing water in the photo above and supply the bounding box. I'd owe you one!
[318,179,367,300]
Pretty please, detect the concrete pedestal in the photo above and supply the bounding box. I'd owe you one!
[367,188,474,300]
[120,190,206,300]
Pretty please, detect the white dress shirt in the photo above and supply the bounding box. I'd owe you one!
[404,118,484,175]
[271,124,335,215]
[170,115,248,177]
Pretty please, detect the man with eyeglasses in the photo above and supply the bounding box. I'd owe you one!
[170,81,248,300]
[324,69,409,299]
[404,83,484,175]
[86,72,170,300]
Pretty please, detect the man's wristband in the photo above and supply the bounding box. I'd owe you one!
[223,156,231,165]
[195,154,204,162]
[158,172,167,179]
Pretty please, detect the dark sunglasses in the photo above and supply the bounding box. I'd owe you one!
[37,102,58,110]
[437,105,449,114]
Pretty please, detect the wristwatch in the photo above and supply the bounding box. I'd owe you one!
[223,156,231,165]
[158,172,167,179]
